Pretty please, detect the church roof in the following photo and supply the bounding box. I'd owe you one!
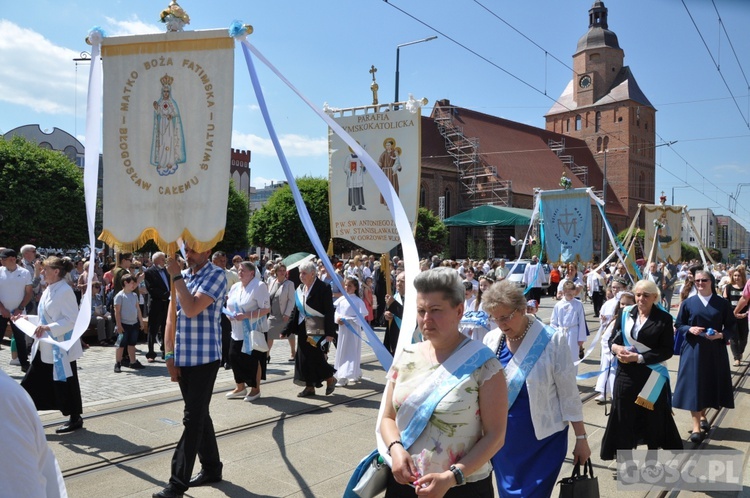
[545,66,654,116]
[575,1,621,54]
[424,102,626,217]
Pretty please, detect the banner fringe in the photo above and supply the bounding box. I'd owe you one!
[635,396,655,411]
[98,228,224,254]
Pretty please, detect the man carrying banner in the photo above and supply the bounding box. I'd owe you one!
[156,246,227,498]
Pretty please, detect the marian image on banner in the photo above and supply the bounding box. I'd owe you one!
[328,108,421,254]
[644,204,682,263]
[540,188,593,263]
[99,29,234,253]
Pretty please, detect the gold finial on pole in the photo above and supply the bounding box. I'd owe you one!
[369,65,379,106]
[159,0,191,32]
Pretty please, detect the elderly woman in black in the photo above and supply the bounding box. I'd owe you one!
[600,279,682,459]
[673,269,736,442]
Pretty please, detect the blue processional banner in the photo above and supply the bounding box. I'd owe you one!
[540,188,593,262]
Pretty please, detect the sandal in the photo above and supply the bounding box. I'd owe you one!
[297,388,315,398]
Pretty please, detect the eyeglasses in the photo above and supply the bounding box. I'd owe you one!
[495,309,519,323]
[634,292,651,297]
[694,279,709,283]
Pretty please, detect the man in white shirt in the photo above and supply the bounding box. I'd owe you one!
[495,258,510,281]
[0,249,33,372]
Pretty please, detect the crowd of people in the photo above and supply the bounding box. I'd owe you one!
[2,242,749,497]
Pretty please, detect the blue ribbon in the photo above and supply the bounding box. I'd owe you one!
[238,41,395,371]
[38,301,72,382]
[506,323,554,408]
[620,306,670,407]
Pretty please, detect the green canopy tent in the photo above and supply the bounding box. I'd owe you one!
[442,205,533,227]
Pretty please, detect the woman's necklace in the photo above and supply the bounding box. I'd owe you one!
[506,316,533,343]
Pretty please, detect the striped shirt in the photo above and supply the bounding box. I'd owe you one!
[175,262,227,367]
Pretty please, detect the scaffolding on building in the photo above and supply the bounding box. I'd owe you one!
[433,104,511,209]
[547,138,603,200]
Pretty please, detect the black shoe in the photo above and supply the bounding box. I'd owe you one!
[21,364,29,373]
[700,419,711,431]
[114,362,122,373]
[689,431,705,444]
[130,360,145,370]
[189,470,222,487]
[56,416,83,434]
[152,487,183,498]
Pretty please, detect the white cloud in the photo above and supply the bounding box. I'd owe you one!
[0,20,83,115]
[103,16,161,36]
[231,130,327,157]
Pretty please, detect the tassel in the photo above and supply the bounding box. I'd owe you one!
[327,238,334,256]
[634,396,655,411]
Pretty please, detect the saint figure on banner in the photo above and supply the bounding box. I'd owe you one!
[378,138,402,205]
[344,146,366,211]
[151,74,186,176]
[657,211,673,243]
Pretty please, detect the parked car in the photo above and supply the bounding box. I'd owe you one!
[506,260,551,290]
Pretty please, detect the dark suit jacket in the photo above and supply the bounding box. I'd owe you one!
[144,265,170,303]
[610,304,674,365]
[282,278,336,339]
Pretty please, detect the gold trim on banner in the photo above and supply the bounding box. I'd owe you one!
[102,37,234,57]
[98,228,225,255]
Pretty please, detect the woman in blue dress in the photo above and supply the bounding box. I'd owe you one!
[673,269,736,443]
[483,280,590,497]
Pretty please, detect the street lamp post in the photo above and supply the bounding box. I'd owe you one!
[671,185,691,205]
[394,36,437,107]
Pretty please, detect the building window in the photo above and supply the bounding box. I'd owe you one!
[566,119,570,132]
[639,171,646,199]
[444,189,451,217]
[595,111,601,132]
[603,136,609,151]
[596,137,602,152]
[420,185,427,208]
[575,115,581,131]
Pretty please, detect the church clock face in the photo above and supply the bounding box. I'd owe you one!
[579,75,592,89]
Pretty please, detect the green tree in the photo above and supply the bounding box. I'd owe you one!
[680,242,699,262]
[214,181,250,254]
[248,177,330,255]
[0,136,87,249]
[414,207,448,257]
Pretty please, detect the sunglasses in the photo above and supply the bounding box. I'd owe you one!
[694,279,709,283]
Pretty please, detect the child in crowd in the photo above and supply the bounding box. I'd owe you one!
[550,280,587,372]
[113,274,146,373]
[526,299,539,315]
[595,291,635,403]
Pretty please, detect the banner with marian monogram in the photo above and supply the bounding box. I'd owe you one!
[539,188,593,263]
[99,29,234,254]
[328,107,421,253]
[644,204,682,263]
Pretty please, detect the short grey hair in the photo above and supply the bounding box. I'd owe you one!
[20,244,36,254]
[239,261,257,274]
[413,267,464,307]
[152,252,165,261]
[299,260,317,275]
[482,280,527,315]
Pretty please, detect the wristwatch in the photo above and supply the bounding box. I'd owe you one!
[449,465,465,486]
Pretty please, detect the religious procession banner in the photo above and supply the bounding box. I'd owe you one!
[328,107,421,253]
[99,29,234,254]
[644,204,682,263]
[539,188,593,262]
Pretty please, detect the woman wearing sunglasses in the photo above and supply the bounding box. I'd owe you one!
[673,269,736,443]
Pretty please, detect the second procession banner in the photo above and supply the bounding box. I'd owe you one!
[643,204,682,263]
[329,108,421,253]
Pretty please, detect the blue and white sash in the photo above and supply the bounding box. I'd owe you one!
[37,301,73,382]
[343,338,495,496]
[503,320,554,408]
[621,305,670,410]
[294,286,324,320]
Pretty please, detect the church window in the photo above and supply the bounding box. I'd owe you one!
[595,111,601,132]
[420,185,427,207]
[575,115,581,131]
[566,119,570,132]
[639,171,646,199]
[444,189,451,217]
[603,136,609,151]
[596,137,602,152]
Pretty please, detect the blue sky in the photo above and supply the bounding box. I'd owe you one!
[1,0,749,230]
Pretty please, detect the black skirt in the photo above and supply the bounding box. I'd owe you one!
[294,335,335,386]
[228,338,267,388]
[21,352,83,417]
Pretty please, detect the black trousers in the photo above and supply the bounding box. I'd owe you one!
[168,360,222,492]
[220,314,232,367]
[146,300,168,359]
[592,290,606,317]
[0,316,29,368]
[228,338,266,387]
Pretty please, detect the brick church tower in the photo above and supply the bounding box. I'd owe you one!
[545,1,655,224]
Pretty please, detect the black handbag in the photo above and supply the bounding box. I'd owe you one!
[558,458,599,498]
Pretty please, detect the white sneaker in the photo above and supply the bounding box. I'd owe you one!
[594,394,606,404]
[335,379,348,387]
[9,358,20,366]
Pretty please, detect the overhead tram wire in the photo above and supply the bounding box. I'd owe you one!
[383,0,750,226]
[710,0,750,126]
[681,0,750,129]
